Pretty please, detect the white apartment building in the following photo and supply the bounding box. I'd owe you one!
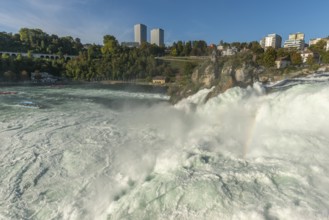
[309,38,322,46]
[260,34,282,49]
[289,32,304,40]
[150,28,164,47]
[284,32,305,50]
[284,40,305,50]
[134,24,147,45]
[309,38,329,51]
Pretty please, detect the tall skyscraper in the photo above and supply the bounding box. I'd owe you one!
[134,24,147,45]
[150,28,164,47]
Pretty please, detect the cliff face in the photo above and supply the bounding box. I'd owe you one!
[191,56,263,101]
[168,52,264,104]
[191,60,218,87]
[168,54,329,104]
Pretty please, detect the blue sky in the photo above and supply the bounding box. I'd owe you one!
[0,0,328,45]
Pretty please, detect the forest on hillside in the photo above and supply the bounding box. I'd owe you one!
[2,28,328,83]
[0,28,214,82]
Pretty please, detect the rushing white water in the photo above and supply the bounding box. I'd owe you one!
[1,75,329,220]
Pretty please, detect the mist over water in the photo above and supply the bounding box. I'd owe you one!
[1,77,329,220]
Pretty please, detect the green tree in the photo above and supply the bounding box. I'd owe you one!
[262,47,277,67]
[1,53,10,59]
[176,41,184,56]
[277,48,288,58]
[309,40,327,53]
[27,51,33,59]
[19,28,29,42]
[184,62,197,76]
[306,55,315,66]
[321,51,329,64]
[249,41,264,55]
[170,48,178,56]
[101,35,119,55]
[183,41,192,56]
[87,44,102,61]
[290,52,302,66]
[191,40,208,56]
[231,42,241,50]
[3,70,16,81]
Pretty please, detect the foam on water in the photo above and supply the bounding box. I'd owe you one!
[1,78,329,220]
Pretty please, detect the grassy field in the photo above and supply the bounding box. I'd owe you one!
[156,56,207,75]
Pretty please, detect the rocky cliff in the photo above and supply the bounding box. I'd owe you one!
[168,52,329,104]
[168,52,262,103]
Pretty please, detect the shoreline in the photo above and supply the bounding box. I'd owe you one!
[0,80,170,88]
[98,80,169,87]
[1,65,328,91]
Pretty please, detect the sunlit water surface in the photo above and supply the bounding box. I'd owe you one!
[1,76,329,220]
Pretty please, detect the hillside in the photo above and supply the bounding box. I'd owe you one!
[167,50,329,104]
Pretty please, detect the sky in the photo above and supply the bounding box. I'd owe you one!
[0,0,328,46]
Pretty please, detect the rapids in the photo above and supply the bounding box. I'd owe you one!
[0,75,329,220]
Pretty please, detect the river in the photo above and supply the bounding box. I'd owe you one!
[0,76,329,220]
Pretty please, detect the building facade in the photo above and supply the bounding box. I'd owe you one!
[301,50,320,63]
[289,32,305,40]
[309,38,322,46]
[284,32,305,50]
[152,76,166,84]
[309,38,329,51]
[260,33,282,49]
[134,24,147,45]
[150,28,164,47]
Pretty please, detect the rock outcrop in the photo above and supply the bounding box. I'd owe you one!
[191,60,218,87]
[192,55,264,101]
[169,52,264,104]
[169,55,329,104]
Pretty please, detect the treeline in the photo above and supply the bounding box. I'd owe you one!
[169,40,208,56]
[0,28,82,81]
[0,28,83,55]
[65,35,174,81]
[4,27,327,83]
[0,28,176,82]
[170,38,329,69]
[258,39,329,68]
[0,54,65,81]
[169,40,264,57]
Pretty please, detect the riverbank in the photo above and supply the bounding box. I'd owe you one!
[0,80,169,98]
[0,79,169,87]
[1,65,328,103]
[98,80,169,87]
